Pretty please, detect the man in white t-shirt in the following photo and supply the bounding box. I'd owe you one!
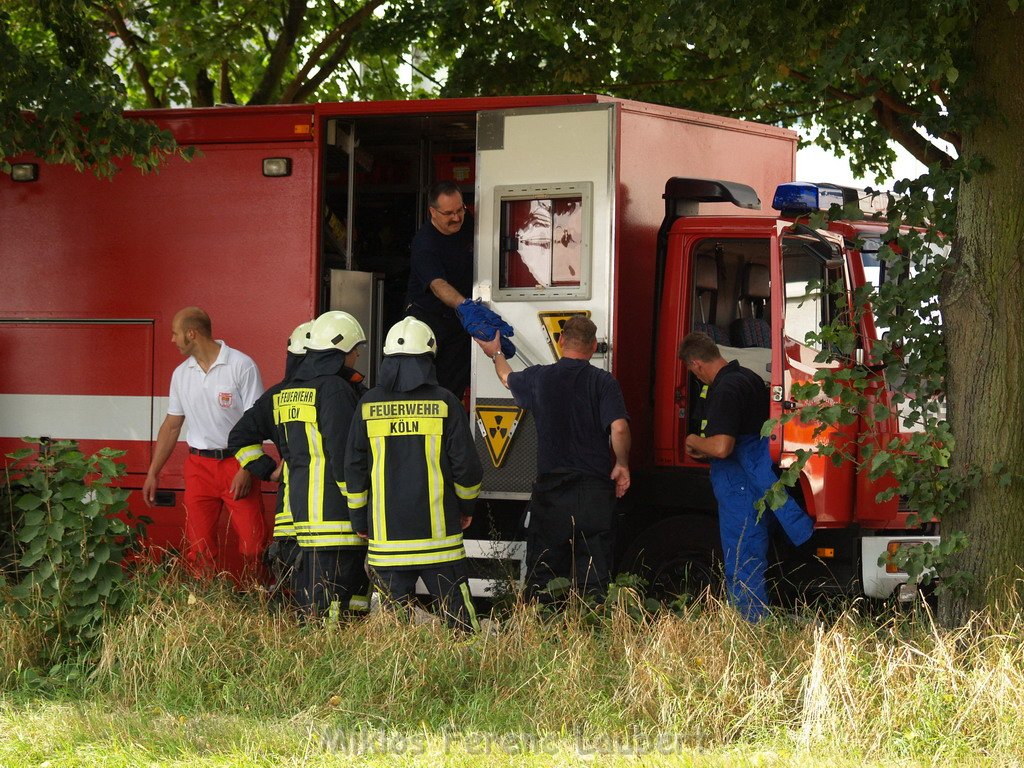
[143,307,267,578]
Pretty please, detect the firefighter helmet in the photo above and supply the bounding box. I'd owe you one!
[306,311,366,353]
[384,316,436,356]
[287,321,313,355]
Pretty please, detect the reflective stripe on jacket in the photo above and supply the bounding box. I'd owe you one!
[345,386,482,568]
[230,372,366,549]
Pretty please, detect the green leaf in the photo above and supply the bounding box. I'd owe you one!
[18,527,42,545]
[93,484,115,505]
[35,559,54,581]
[10,582,34,601]
[15,493,44,511]
[22,507,47,528]
[92,542,111,563]
[17,541,44,569]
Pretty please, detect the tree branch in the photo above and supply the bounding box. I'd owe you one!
[858,74,962,156]
[280,0,386,103]
[788,68,961,162]
[97,2,163,108]
[871,99,956,169]
[192,68,215,107]
[248,0,307,105]
[787,66,862,106]
[290,36,356,102]
[219,61,237,104]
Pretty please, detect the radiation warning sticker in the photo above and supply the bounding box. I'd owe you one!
[475,405,524,468]
[538,310,592,360]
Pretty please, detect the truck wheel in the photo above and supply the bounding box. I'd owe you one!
[619,515,723,605]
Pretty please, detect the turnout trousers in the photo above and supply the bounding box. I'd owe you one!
[293,547,371,619]
[372,562,479,632]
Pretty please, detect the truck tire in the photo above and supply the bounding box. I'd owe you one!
[619,514,723,604]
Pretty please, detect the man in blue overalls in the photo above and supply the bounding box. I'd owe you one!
[679,332,813,621]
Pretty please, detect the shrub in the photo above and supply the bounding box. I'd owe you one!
[2,439,147,659]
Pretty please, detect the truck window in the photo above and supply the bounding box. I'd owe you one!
[492,182,593,301]
[859,236,887,290]
[687,238,771,350]
[782,234,845,351]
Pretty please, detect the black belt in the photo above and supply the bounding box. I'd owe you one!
[189,447,228,460]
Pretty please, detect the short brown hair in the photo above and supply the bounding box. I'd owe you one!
[428,181,462,208]
[559,315,597,351]
[678,331,720,363]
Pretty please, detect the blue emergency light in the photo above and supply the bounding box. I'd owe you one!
[772,181,892,219]
[772,182,845,214]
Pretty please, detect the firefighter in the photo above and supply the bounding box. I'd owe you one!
[475,316,631,602]
[237,311,370,619]
[678,331,814,621]
[228,320,311,602]
[345,317,483,631]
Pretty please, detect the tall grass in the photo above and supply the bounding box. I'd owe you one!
[4,575,1024,764]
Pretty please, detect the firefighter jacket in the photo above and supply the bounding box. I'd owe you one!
[229,378,295,537]
[229,350,317,538]
[344,355,482,569]
[231,350,367,549]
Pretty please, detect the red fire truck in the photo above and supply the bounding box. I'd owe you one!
[0,94,936,601]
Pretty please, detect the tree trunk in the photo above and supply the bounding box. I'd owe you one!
[939,0,1024,624]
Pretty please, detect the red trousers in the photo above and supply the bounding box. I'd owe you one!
[183,454,266,574]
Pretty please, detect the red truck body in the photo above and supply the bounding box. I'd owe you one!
[1,95,932,598]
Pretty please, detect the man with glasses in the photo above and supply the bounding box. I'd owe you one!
[405,180,475,398]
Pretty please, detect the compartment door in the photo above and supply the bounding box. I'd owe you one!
[472,104,616,497]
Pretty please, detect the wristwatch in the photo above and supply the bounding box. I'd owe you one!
[491,351,504,362]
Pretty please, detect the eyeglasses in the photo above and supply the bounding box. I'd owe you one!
[432,205,465,218]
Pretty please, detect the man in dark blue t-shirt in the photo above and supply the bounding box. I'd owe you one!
[476,316,630,600]
[679,331,813,621]
[405,180,475,398]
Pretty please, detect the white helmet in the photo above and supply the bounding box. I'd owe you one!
[384,317,436,356]
[306,311,366,353]
[287,321,313,355]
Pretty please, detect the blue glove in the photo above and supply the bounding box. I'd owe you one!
[457,299,515,340]
[499,335,517,360]
[478,305,515,339]
[457,299,490,338]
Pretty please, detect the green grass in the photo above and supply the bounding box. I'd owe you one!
[3,576,1024,766]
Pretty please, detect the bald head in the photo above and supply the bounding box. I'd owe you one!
[170,306,215,358]
[173,307,212,338]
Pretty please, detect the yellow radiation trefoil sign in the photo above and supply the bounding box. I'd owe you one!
[475,405,524,468]
[538,310,591,360]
